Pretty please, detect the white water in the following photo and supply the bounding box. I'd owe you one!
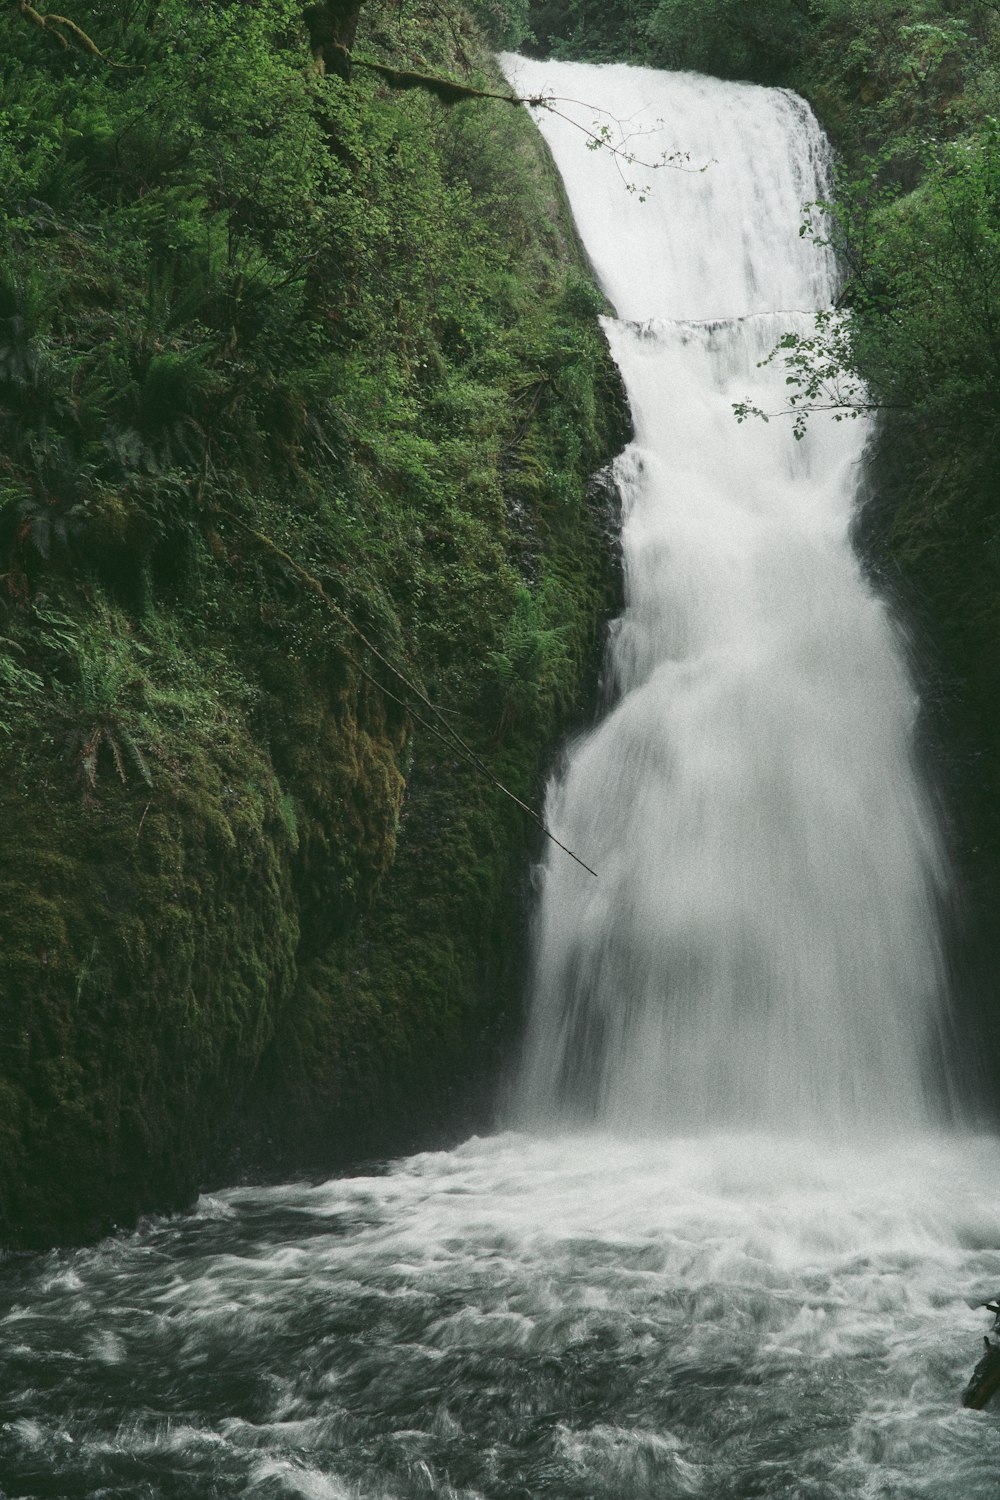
[4,1135,1000,1497]
[4,62,999,1500]
[500,57,953,1132]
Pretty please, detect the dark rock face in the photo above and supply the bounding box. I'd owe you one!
[853,430,1000,1118]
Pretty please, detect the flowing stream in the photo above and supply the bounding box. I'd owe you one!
[3,61,1000,1500]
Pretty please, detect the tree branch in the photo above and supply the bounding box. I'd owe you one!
[346,52,528,105]
[343,56,707,177]
[14,1,141,67]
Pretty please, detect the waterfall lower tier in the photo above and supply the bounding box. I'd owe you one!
[500,58,953,1132]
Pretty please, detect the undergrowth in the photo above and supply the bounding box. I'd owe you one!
[0,0,626,1244]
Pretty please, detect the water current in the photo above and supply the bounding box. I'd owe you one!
[3,61,999,1500]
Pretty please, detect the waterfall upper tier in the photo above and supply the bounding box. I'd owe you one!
[500,60,836,323]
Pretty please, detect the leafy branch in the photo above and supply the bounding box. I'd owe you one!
[733,127,1000,444]
[732,311,877,440]
[731,187,891,437]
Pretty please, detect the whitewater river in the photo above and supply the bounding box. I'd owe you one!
[2,1134,1000,1497]
[4,60,999,1498]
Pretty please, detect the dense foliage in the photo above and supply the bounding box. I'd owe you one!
[0,0,626,1243]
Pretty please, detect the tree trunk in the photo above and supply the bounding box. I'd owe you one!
[304,1,362,79]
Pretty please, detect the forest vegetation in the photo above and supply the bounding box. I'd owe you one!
[0,0,626,1246]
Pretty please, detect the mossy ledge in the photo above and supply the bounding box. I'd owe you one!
[0,0,629,1248]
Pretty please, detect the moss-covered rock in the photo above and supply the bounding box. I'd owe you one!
[0,0,628,1245]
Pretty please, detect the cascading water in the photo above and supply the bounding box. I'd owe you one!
[4,62,1000,1500]
[502,58,954,1133]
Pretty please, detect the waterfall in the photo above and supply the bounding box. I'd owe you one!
[500,58,953,1133]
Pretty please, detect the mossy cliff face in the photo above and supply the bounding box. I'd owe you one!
[0,0,627,1247]
[856,423,1000,1095]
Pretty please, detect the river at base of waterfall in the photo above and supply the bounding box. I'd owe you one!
[2,1131,1000,1499]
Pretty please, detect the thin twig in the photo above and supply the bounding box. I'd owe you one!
[343,645,597,877]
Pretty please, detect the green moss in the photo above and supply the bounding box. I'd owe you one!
[0,670,302,1241]
[0,0,628,1245]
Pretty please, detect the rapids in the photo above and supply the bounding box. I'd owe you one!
[2,1136,1000,1496]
